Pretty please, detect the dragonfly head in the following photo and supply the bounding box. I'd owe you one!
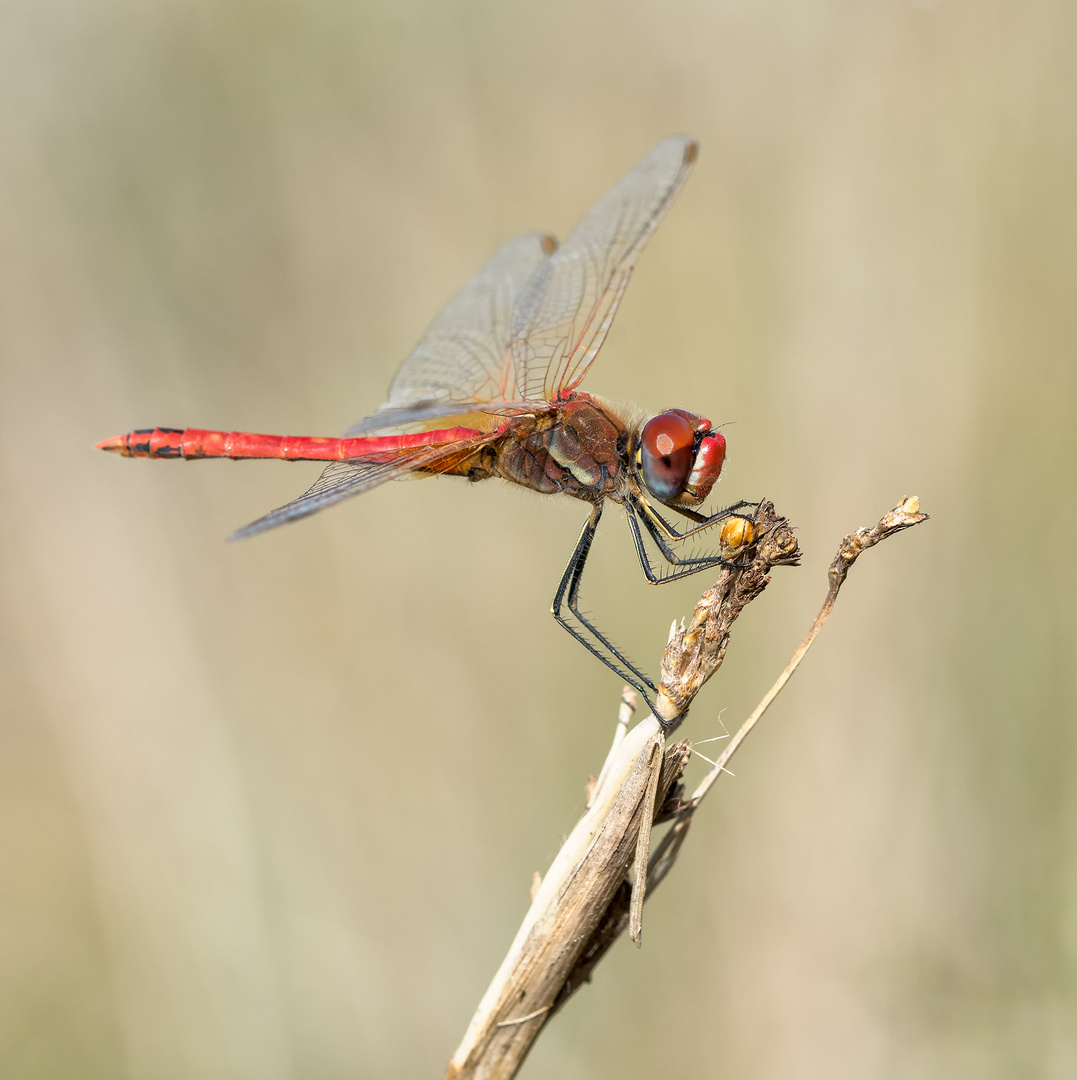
[635,409,726,508]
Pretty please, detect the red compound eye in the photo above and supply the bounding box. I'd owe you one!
[639,411,695,500]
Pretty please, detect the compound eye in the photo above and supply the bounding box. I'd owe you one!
[639,411,695,501]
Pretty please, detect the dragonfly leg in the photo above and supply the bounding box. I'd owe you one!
[552,502,670,724]
[626,497,759,585]
[627,501,723,584]
[650,498,760,543]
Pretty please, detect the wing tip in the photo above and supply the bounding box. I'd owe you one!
[228,514,282,541]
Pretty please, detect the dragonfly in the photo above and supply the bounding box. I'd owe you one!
[97,136,756,723]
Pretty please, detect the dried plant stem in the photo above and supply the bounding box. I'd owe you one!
[691,494,928,804]
[445,721,685,1080]
[445,497,928,1080]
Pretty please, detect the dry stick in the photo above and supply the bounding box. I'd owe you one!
[445,497,927,1080]
[690,494,928,806]
[554,495,930,1012]
[446,724,690,1080]
[628,732,664,945]
[445,501,796,1080]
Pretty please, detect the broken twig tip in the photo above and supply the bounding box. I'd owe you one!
[829,496,930,590]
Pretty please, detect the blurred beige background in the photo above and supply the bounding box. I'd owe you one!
[2,1,1075,1077]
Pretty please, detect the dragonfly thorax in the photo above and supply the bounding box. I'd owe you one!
[490,394,626,501]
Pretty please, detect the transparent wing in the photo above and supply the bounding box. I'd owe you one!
[510,136,698,402]
[229,433,499,539]
[347,232,556,435]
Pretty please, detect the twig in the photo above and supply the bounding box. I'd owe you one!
[445,724,690,1080]
[655,502,801,728]
[445,501,794,1079]
[553,496,928,1021]
[445,497,927,1079]
[628,733,664,946]
[689,495,928,806]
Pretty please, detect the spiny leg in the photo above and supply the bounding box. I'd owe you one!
[564,513,653,690]
[553,503,654,692]
[645,497,760,544]
[552,502,667,721]
[626,500,724,584]
[626,496,759,584]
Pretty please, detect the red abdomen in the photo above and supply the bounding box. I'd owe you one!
[96,426,486,461]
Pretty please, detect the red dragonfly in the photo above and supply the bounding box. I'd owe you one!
[98,136,754,722]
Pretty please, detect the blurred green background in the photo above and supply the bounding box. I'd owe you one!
[2,1,1075,1077]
